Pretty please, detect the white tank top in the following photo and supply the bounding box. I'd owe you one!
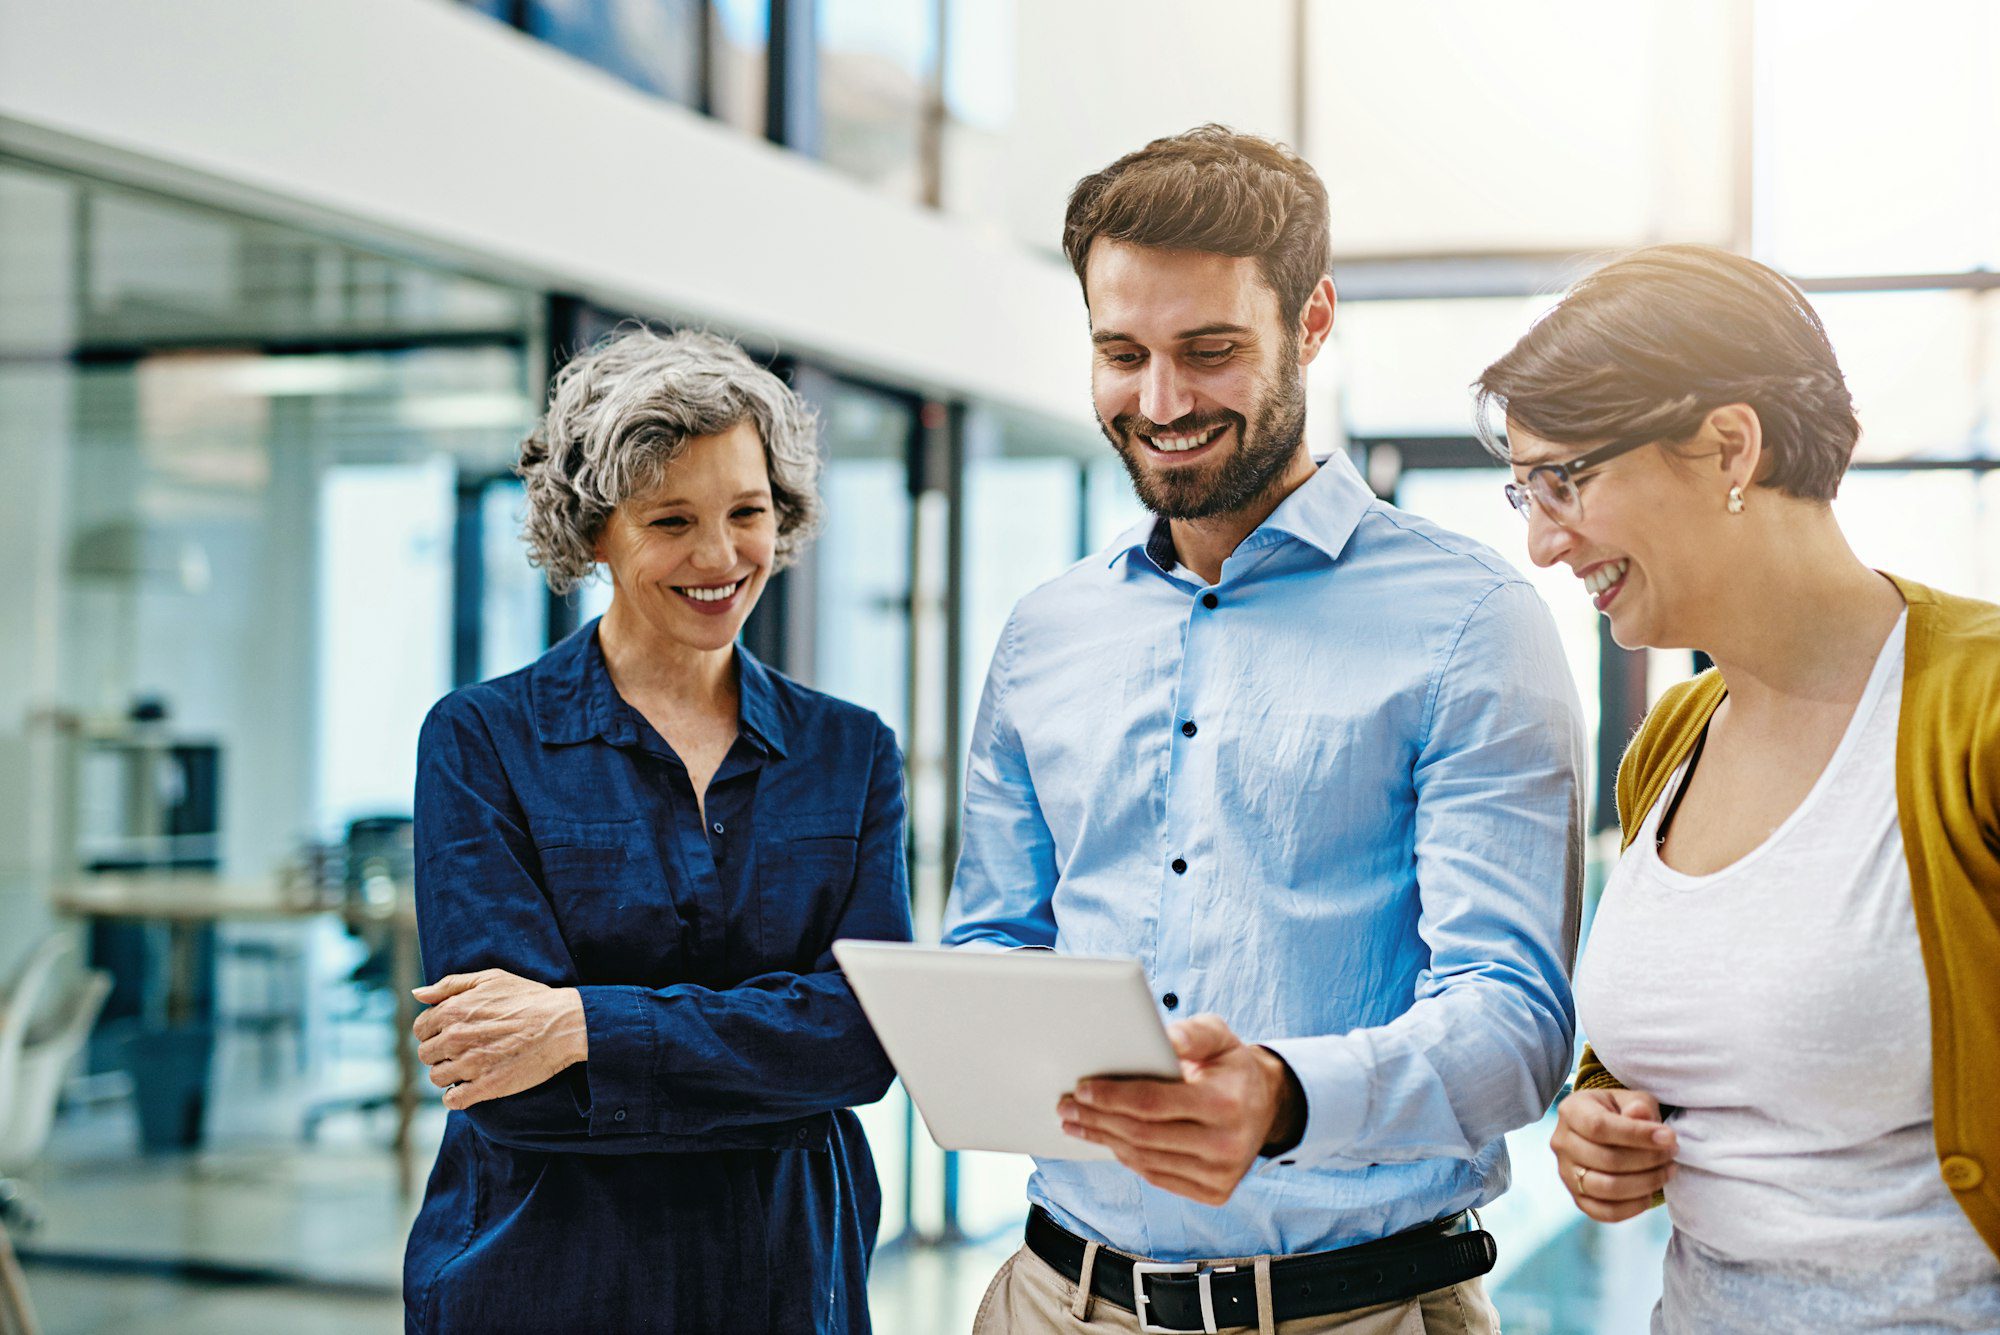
[1577,613,1994,1281]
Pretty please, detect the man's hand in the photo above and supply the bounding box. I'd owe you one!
[412,969,588,1111]
[1550,1087,1678,1223]
[1057,1013,1305,1206]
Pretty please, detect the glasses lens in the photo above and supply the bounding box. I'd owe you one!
[1531,471,1579,523]
[1503,483,1532,520]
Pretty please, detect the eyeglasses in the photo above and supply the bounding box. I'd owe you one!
[1502,434,1655,525]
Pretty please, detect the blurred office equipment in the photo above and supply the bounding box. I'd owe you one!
[0,932,111,1335]
[302,816,423,1196]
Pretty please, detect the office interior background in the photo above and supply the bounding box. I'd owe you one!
[0,0,1993,1331]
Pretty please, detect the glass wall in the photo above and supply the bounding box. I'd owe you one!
[0,157,542,1278]
[816,0,935,198]
[524,0,703,105]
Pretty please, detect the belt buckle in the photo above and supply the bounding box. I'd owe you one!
[1130,1259,1217,1334]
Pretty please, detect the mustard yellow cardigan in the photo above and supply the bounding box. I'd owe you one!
[1573,573,2000,1261]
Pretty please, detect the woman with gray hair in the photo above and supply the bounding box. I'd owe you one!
[401,327,912,1334]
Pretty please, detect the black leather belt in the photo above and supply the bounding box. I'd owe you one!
[1024,1205,1495,1333]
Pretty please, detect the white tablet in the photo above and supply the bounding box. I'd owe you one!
[832,941,1182,1160]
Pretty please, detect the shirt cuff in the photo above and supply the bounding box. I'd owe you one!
[1255,1032,1373,1169]
[577,984,660,1135]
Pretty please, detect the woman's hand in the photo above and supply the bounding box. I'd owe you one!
[412,969,588,1111]
[1551,1087,1678,1223]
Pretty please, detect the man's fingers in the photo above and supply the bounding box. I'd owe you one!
[1166,1013,1239,1065]
[1129,1161,1235,1208]
[1061,1100,1206,1154]
[1093,1140,1233,1206]
[1073,1076,1192,1122]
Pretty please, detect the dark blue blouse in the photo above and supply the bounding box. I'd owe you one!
[403,622,912,1335]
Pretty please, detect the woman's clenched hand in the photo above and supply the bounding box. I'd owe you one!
[1551,1086,1678,1223]
[412,969,588,1111]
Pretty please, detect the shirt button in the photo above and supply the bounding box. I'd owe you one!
[1201,593,1218,609]
[796,1127,811,1142]
[1181,720,1197,738]
[1171,857,1187,874]
[1942,1154,1985,1191]
[613,1108,627,1122]
[1278,1159,1296,1167]
[1162,992,1179,1010]
[712,821,725,834]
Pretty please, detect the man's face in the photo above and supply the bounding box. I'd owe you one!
[1084,240,1309,521]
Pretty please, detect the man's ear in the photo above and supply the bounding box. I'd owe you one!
[1296,276,1336,364]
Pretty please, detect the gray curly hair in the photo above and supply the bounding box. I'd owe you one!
[516,327,823,594]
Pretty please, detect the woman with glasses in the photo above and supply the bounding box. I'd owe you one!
[1475,244,2000,1331]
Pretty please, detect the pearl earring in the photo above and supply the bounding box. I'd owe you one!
[1727,485,1745,515]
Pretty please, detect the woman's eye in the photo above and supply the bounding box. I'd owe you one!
[650,516,689,529]
[732,506,768,521]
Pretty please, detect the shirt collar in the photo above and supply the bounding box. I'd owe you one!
[1103,451,1374,573]
[531,619,789,758]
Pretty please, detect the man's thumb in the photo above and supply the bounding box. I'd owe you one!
[1168,1013,1240,1064]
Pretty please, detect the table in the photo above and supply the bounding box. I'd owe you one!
[53,874,425,1197]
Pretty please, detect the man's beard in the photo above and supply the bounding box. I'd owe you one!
[1101,363,1309,522]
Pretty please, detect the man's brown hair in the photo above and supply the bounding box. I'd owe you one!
[1473,244,1860,501]
[1062,124,1331,323]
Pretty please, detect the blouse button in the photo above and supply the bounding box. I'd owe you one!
[712,821,725,835]
[1942,1154,1985,1191]
[613,1109,627,1123]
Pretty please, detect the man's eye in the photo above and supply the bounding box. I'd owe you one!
[1188,346,1234,363]
[1102,350,1144,367]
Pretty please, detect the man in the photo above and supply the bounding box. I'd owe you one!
[943,126,1585,1334]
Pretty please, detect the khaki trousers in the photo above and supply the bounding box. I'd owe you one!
[970,1243,1500,1335]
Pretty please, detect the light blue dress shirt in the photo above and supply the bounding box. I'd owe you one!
[942,451,1584,1263]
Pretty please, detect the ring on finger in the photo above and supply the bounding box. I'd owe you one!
[1574,1164,1589,1195]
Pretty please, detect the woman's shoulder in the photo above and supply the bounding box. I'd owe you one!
[1899,578,2000,685]
[749,659,896,748]
[421,665,537,749]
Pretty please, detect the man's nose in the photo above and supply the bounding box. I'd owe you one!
[1138,358,1194,428]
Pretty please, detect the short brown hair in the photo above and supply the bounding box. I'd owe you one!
[1062,124,1331,323]
[1473,244,1859,501]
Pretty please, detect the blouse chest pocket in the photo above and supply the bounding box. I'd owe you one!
[756,816,859,972]
[533,817,682,977]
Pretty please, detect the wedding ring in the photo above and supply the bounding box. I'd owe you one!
[1574,1165,1589,1195]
